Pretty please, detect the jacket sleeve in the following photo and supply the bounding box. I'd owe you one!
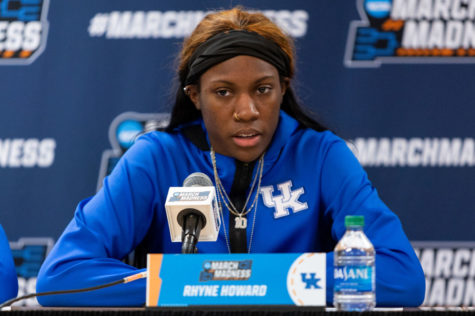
[320,138,425,307]
[0,224,18,304]
[36,137,160,306]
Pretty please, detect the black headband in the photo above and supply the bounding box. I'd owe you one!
[184,30,291,86]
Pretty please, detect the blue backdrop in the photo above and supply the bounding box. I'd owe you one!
[0,0,474,306]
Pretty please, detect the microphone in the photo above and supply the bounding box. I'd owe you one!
[182,172,213,187]
[180,173,214,253]
[165,172,221,254]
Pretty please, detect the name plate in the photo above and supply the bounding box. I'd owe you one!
[146,253,326,307]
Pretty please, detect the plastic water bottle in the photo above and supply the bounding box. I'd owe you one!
[333,215,375,311]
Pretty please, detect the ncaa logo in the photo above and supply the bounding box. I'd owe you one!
[0,0,50,65]
[364,0,391,18]
[116,120,143,150]
[97,112,170,191]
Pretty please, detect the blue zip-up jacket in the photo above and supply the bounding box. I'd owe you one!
[0,224,18,303]
[37,111,425,307]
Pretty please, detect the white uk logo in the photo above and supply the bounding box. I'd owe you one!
[260,180,308,218]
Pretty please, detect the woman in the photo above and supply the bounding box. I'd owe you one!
[37,7,425,307]
[0,224,18,303]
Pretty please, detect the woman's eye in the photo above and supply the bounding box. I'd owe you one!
[216,89,229,97]
[257,86,271,94]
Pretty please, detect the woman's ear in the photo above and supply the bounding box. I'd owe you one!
[185,85,200,110]
[280,77,290,96]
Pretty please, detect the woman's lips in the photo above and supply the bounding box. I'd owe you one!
[232,132,261,147]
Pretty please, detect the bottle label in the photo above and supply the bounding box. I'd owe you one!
[334,266,374,292]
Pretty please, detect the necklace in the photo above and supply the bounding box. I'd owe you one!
[210,148,265,253]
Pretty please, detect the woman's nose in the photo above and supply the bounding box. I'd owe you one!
[233,93,259,122]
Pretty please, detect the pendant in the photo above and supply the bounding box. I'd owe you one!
[234,216,247,229]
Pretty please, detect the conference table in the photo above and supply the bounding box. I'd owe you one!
[6,306,475,315]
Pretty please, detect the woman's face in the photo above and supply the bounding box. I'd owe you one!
[188,55,287,162]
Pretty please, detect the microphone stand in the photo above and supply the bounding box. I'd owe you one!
[180,210,205,254]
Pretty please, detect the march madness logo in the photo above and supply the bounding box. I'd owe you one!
[97,112,170,191]
[345,0,475,67]
[199,260,252,281]
[0,0,49,65]
[413,241,475,307]
[169,191,211,202]
[10,237,54,306]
